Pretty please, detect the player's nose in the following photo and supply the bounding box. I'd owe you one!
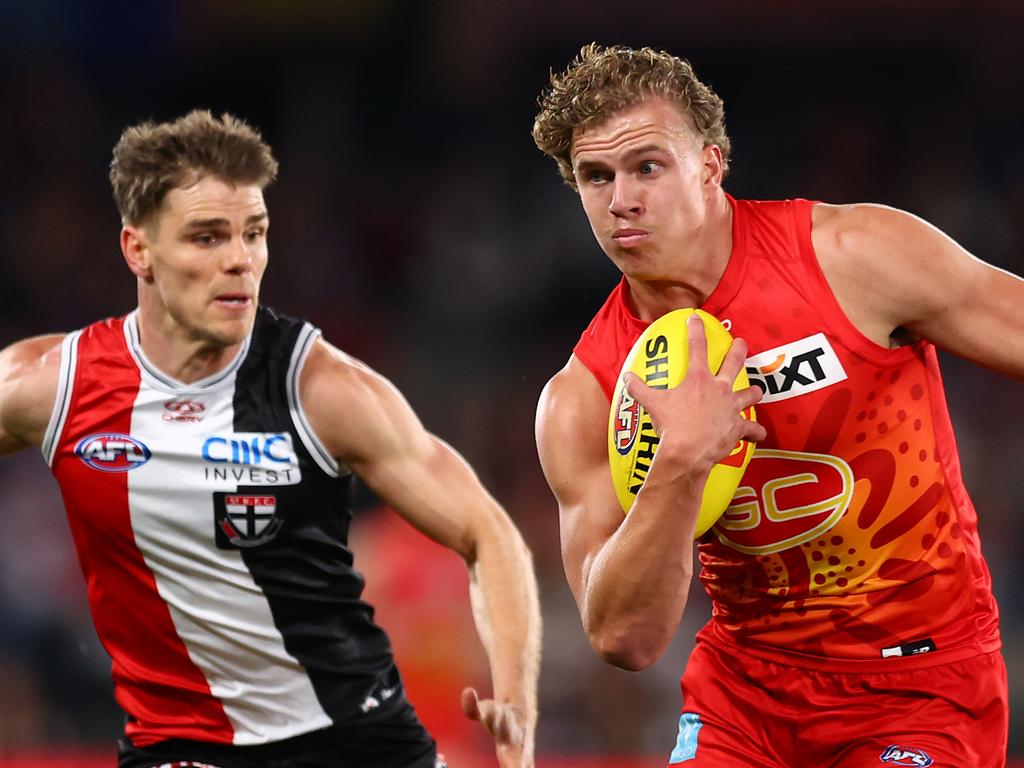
[222,235,255,273]
[608,176,643,218]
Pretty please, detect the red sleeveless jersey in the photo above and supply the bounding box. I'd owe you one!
[574,195,1000,670]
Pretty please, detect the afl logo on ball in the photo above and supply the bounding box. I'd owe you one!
[164,399,205,423]
[612,383,641,456]
[75,433,152,472]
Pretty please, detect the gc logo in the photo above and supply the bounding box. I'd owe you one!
[715,449,853,555]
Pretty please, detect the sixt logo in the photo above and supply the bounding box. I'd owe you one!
[879,746,933,766]
[202,433,296,466]
[744,333,847,403]
[76,433,152,472]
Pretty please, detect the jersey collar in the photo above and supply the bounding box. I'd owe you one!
[122,310,252,392]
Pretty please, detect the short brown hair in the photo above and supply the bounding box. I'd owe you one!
[110,110,279,227]
[533,43,731,188]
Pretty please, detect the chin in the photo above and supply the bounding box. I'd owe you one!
[610,252,653,277]
[207,315,256,347]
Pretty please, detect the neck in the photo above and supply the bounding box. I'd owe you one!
[135,299,245,385]
[625,189,733,321]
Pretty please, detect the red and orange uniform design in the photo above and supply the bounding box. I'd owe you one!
[575,196,1000,670]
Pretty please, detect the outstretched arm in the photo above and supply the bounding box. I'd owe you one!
[301,338,540,768]
[537,316,764,671]
[0,334,64,455]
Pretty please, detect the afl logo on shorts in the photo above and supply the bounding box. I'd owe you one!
[612,383,640,456]
[75,433,152,472]
[879,746,933,766]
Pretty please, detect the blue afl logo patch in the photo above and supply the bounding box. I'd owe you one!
[613,382,641,456]
[75,433,152,472]
[879,746,933,766]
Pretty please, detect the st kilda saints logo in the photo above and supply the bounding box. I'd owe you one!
[745,333,847,403]
[214,491,283,548]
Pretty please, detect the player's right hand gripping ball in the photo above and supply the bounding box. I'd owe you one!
[607,308,756,538]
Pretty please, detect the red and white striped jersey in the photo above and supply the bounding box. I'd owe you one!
[44,307,404,746]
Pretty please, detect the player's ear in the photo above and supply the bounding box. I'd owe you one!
[702,143,724,187]
[121,225,154,281]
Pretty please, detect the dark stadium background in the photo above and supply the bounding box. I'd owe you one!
[0,1,1021,764]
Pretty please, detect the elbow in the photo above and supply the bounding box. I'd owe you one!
[586,624,668,672]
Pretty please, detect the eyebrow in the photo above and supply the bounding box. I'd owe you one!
[181,212,268,231]
[573,144,671,171]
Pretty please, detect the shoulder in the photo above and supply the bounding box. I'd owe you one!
[0,334,66,448]
[536,355,609,484]
[810,202,969,338]
[0,334,66,400]
[538,355,605,431]
[811,200,975,295]
[811,202,939,257]
[299,336,393,402]
[0,334,65,372]
[298,337,422,464]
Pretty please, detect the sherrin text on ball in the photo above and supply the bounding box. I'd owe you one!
[608,308,756,538]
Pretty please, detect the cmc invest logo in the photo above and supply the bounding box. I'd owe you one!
[75,433,152,472]
[201,433,297,466]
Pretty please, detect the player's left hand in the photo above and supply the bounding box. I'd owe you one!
[461,686,534,767]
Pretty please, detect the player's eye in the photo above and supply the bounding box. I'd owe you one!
[638,161,662,175]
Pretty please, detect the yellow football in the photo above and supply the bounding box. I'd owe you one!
[607,308,756,538]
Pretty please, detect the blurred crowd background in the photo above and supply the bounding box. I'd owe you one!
[1,0,1022,762]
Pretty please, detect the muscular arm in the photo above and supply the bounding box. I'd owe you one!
[0,335,64,454]
[300,339,540,767]
[536,316,764,671]
[814,203,1024,379]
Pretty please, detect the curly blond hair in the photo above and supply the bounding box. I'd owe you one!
[533,43,731,188]
[110,110,278,227]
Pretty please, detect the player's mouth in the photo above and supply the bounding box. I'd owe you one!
[611,228,649,248]
[213,293,253,309]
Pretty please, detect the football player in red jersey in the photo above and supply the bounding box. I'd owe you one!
[0,110,539,768]
[533,44,1022,767]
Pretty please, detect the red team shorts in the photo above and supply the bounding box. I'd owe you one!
[669,639,1008,767]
